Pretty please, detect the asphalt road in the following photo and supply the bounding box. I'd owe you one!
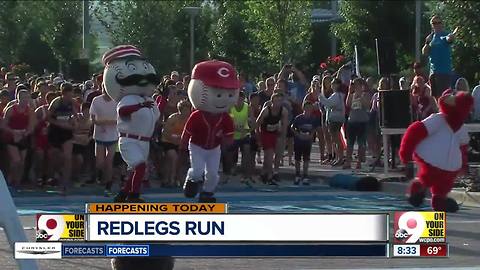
[1,183,478,270]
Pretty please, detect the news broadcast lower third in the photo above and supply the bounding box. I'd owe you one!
[2,0,480,269]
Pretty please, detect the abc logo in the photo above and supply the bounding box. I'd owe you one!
[394,229,409,240]
[36,215,65,241]
[396,212,425,243]
[36,229,50,241]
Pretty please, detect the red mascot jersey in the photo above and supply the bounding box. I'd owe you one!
[183,110,234,149]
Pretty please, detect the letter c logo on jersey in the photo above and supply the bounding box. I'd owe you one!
[217,68,230,78]
[36,215,65,241]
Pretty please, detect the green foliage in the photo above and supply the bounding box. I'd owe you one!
[94,0,213,76]
[0,1,27,64]
[210,0,261,74]
[331,0,429,71]
[243,0,313,68]
[441,0,480,83]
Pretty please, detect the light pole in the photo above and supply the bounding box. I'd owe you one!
[82,0,90,59]
[415,0,421,62]
[330,0,338,56]
[184,7,201,70]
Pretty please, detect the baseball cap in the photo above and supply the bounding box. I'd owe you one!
[171,71,179,77]
[191,60,240,90]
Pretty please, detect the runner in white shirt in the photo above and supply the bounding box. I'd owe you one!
[89,89,118,195]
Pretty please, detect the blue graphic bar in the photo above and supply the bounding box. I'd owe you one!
[62,245,105,257]
[147,244,387,257]
[61,244,387,257]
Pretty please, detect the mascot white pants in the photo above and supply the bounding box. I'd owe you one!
[186,143,221,193]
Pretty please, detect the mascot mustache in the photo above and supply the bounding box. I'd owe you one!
[115,73,160,86]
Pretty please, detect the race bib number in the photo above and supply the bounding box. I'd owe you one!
[351,99,362,110]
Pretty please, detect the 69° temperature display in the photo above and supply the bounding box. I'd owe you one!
[420,244,448,257]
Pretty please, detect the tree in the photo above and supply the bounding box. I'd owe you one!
[331,0,431,74]
[94,0,216,76]
[0,1,28,65]
[36,1,83,71]
[243,0,313,69]
[210,0,262,75]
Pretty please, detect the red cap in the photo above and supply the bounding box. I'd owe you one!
[191,60,240,90]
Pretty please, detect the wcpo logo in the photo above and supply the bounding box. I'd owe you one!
[15,242,62,259]
[394,211,446,244]
[36,214,85,241]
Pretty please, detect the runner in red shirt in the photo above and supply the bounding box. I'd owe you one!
[2,90,35,188]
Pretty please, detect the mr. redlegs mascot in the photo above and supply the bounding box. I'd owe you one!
[102,45,160,203]
[181,60,239,203]
[399,90,473,212]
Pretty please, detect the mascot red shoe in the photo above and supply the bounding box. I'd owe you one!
[399,90,473,212]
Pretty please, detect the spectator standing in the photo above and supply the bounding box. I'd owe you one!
[227,91,253,185]
[455,77,470,93]
[170,71,180,83]
[411,76,437,121]
[248,92,262,166]
[258,77,275,106]
[4,72,17,101]
[318,78,345,166]
[422,15,458,98]
[291,101,318,185]
[89,89,118,195]
[344,78,370,169]
[472,79,480,121]
[273,79,293,174]
[367,79,383,166]
[33,80,49,108]
[0,89,10,116]
[257,81,266,92]
[238,72,257,97]
[304,76,327,162]
[413,62,428,82]
[321,75,334,164]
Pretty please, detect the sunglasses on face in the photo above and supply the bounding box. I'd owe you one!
[432,21,442,25]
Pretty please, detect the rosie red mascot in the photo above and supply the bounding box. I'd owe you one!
[399,89,473,212]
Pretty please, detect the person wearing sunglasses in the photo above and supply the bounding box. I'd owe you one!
[422,15,459,99]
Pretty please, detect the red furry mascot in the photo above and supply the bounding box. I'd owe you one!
[399,90,473,212]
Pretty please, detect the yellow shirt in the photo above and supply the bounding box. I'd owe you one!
[229,103,249,140]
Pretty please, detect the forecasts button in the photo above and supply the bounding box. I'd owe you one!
[105,245,149,257]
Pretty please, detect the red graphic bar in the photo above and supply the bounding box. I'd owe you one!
[420,244,448,257]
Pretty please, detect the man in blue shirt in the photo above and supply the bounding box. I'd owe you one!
[422,15,458,98]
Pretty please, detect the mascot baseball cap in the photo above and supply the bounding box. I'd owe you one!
[191,60,240,90]
[102,45,143,66]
